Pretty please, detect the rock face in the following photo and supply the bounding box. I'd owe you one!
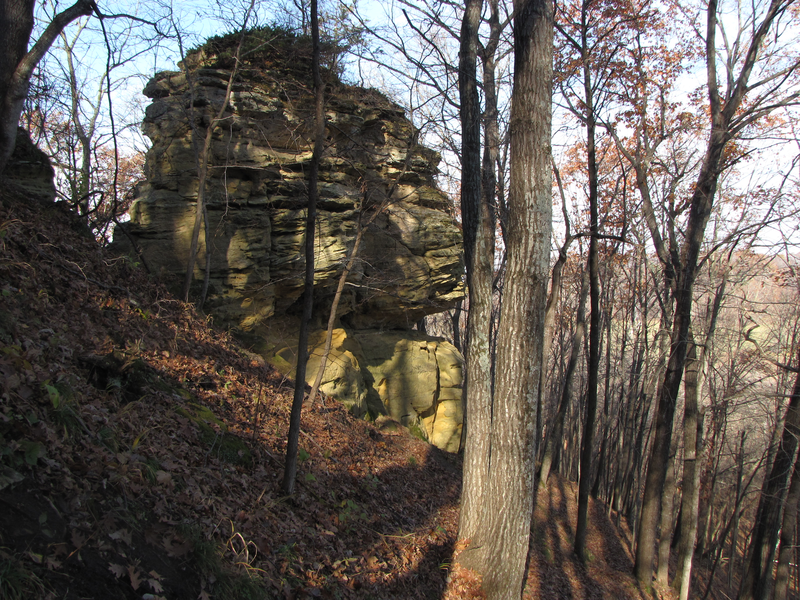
[264,327,463,452]
[115,32,465,451]
[6,128,57,202]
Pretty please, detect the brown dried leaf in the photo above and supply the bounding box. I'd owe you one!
[108,563,125,579]
[109,528,132,546]
[127,564,142,590]
[163,535,192,557]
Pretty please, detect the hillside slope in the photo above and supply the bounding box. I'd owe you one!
[0,183,462,599]
[1,182,658,599]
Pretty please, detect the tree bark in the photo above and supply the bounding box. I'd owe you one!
[772,438,800,600]
[458,0,553,596]
[674,276,725,596]
[539,164,575,473]
[656,434,678,587]
[728,431,746,588]
[674,334,706,600]
[456,0,493,543]
[539,271,589,488]
[575,32,601,560]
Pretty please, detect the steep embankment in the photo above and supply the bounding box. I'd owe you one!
[1,181,661,599]
[0,184,460,599]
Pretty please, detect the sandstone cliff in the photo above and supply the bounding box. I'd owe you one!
[115,29,465,450]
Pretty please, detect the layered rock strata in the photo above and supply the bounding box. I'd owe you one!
[115,37,465,450]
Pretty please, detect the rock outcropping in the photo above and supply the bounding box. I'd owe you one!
[115,31,465,450]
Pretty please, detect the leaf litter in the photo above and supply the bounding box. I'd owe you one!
[0,184,686,599]
[0,185,460,598]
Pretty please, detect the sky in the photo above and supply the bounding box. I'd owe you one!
[28,0,800,252]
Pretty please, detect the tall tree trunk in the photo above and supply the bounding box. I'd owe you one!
[593,303,615,500]
[772,441,800,600]
[575,33,601,561]
[728,431,746,588]
[631,0,787,583]
[539,271,589,488]
[656,434,678,587]
[457,0,553,595]
[674,334,706,599]
[675,275,725,596]
[282,0,324,495]
[456,0,493,543]
[540,164,575,472]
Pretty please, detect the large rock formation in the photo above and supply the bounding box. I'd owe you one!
[115,30,465,450]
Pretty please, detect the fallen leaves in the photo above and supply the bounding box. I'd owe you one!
[108,561,163,594]
[1,186,660,600]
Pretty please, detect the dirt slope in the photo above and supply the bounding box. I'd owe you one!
[0,184,461,599]
[1,182,664,599]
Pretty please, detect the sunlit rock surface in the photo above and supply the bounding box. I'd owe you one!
[115,33,464,450]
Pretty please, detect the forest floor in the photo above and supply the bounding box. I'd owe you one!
[0,182,709,599]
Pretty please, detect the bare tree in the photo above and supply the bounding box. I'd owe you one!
[282,0,325,496]
[634,0,800,584]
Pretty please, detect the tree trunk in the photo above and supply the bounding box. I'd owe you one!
[772,439,800,600]
[575,35,601,561]
[0,0,93,174]
[674,334,706,599]
[307,223,365,406]
[633,0,775,579]
[728,431,746,588]
[675,275,725,596]
[632,0,787,584]
[656,434,678,587]
[456,0,494,543]
[592,303,615,500]
[539,271,589,488]
[541,164,575,472]
[307,126,420,406]
[282,0,324,495]
[458,0,553,595]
